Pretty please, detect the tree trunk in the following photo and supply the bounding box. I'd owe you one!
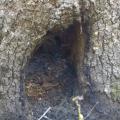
[0,0,80,119]
[86,0,120,102]
[0,0,120,119]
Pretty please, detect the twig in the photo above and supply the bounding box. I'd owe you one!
[85,101,99,120]
[44,116,52,120]
[38,107,52,120]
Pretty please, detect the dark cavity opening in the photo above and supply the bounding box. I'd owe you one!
[24,23,79,105]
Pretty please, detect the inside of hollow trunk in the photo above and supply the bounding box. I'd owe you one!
[24,22,82,105]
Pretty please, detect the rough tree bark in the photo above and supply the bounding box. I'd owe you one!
[0,0,120,119]
[0,0,80,119]
[86,0,120,102]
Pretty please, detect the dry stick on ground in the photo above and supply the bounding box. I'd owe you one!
[38,107,52,120]
[84,101,99,120]
[43,116,52,120]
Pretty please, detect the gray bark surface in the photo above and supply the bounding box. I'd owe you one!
[86,0,120,102]
[0,0,79,119]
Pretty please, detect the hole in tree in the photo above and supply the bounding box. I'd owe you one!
[24,22,80,106]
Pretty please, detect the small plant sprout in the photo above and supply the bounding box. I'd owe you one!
[72,96,84,120]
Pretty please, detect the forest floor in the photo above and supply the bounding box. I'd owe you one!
[24,36,120,120]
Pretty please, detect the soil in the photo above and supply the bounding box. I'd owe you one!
[24,33,120,120]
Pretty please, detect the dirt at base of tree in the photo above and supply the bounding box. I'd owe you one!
[23,35,120,120]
